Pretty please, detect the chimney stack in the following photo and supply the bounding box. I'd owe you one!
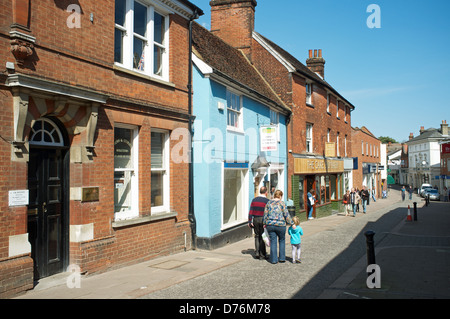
[441,120,448,136]
[409,133,414,140]
[419,126,425,134]
[210,0,257,60]
[306,49,326,79]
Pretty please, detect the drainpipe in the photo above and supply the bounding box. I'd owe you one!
[188,9,200,250]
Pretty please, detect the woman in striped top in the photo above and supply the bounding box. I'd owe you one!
[263,190,294,264]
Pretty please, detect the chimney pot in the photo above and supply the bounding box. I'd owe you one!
[306,49,326,79]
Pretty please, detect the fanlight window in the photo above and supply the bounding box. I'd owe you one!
[29,118,64,147]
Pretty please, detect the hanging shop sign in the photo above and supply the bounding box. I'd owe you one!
[260,126,278,152]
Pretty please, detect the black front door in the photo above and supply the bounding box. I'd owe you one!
[28,148,67,279]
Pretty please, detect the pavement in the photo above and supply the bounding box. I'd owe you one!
[12,187,450,300]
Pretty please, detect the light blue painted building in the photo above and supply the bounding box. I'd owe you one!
[191,23,291,249]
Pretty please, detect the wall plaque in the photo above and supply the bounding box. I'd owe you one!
[82,187,99,202]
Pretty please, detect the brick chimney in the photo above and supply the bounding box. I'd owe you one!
[409,133,414,140]
[306,49,326,79]
[210,0,257,60]
[441,120,448,136]
[419,126,425,134]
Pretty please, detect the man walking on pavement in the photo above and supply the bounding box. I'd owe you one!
[248,186,270,260]
[361,186,370,214]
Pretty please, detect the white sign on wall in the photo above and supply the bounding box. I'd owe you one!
[9,190,29,207]
[260,126,278,152]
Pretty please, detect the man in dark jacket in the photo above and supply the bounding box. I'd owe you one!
[361,186,370,214]
[248,186,269,259]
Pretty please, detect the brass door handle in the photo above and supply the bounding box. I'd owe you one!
[42,202,47,213]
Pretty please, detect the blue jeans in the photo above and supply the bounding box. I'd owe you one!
[362,199,367,213]
[266,225,286,264]
[308,205,313,218]
[352,203,356,216]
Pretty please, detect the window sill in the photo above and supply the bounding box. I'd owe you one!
[112,211,177,228]
[113,64,175,89]
[306,103,314,108]
[227,127,245,135]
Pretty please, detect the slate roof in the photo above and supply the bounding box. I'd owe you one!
[254,32,355,110]
[192,22,290,114]
[407,128,446,143]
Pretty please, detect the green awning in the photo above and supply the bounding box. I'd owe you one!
[387,175,395,185]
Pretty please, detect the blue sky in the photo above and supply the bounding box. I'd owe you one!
[194,0,450,143]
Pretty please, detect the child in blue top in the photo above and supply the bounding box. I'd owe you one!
[288,216,304,263]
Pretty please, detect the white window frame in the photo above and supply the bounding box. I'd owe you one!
[151,129,170,214]
[29,118,64,147]
[306,83,312,105]
[336,100,340,118]
[306,123,313,153]
[326,94,330,113]
[226,89,243,132]
[114,0,170,81]
[114,124,139,221]
[221,165,249,230]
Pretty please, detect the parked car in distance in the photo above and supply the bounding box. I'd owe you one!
[419,183,433,196]
[424,189,440,201]
[421,187,433,197]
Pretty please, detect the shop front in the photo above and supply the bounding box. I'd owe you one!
[362,163,381,197]
[291,156,345,220]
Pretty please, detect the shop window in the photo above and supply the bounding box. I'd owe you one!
[151,130,169,213]
[315,176,321,205]
[223,168,248,228]
[330,175,336,200]
[325,176,330,203]
[298,176,304,210]
[114,126,139,220]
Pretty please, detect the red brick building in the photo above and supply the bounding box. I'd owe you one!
[0,0,202,297]
[351,126,382,196]
[209,0,355,218]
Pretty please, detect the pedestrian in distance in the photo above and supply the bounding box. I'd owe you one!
[355,188,361,212]
[288,216,303,264]
[307,189,315,220]
[408,185,413,200]
[248,186,269,260]
[343,189,351,216]
[350,188,357,217]
[263,190,294,264]
[361,186,369,214]
[401,186,406,201]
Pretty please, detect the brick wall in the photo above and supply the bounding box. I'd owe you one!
[0,0,194,297]
[351,127,381,190]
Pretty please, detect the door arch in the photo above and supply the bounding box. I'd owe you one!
[27,117,70,280]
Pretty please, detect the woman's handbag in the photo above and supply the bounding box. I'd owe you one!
[262,228,270,247]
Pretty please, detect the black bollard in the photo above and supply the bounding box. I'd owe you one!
[364,230,376,266]
[413,202,417,221]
